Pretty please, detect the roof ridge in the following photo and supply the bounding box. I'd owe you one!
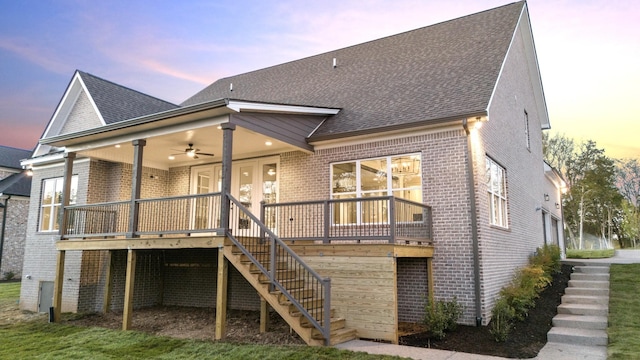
[0,144,32,152]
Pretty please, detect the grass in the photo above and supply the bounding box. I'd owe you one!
[608,264,640,359]
[565,249,615,259]
[0,282,404,360]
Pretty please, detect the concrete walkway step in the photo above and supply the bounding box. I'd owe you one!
[547,327,608,346]
[558,303,608,316]
[573,265,610,274]
[561,294,609,305]
[571,273,610,281]
[552,314,608,330]
[569,279,609,289]
[564,287,609,296]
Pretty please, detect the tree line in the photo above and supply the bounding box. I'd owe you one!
[543,133,640,249]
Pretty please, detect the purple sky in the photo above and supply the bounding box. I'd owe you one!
[1,0,638,159]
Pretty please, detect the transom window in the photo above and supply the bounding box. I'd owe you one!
[331,154,422,224]
[39,176,78,232]
[486,157,508,228]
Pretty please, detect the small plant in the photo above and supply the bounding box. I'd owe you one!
[423,296,463,340]
[2,271,15,281]
[490,298,515,342]
[530,244,561,274]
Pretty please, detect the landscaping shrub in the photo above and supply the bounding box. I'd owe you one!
[489,244,560,341]
[423,297,463,340]
[2,272,14,281]
[490,297,515,342]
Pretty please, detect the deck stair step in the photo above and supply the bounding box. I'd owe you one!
[223,240,356,346]
[570,273,609,281]
[547,327,608,346]
[564,287,609,296]
[273,288,315,304]
[258,270,298,282]
[561,294,609,305]
[552,314,608,330]
[568,280,609,289]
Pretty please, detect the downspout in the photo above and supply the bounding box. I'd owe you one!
[462,119,483,327]
[0,195,10,273]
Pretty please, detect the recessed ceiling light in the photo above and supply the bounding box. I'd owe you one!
[265,141,273,146]
[115,144,121,148]
[168,155,175,160]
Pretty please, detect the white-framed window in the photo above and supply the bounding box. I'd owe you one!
[486,156,508,228]
[39,176,78,232]
[331,153,422,224]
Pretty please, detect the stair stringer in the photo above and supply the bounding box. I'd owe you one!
[222,245,325,346]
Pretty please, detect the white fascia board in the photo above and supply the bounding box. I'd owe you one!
[20,152,65,168]
[226,100,340,116]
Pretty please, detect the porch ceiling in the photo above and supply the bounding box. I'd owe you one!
[78,123,297,170]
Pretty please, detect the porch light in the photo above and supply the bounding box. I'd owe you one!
[544,193,549,201]
[25,169,33,176]
[555,202,560,209]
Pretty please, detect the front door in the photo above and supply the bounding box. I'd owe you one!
[191,156,279,234]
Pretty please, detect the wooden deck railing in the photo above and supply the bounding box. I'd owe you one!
[62,193,432,244]
[62,193,223,239]
[262,196,432,244]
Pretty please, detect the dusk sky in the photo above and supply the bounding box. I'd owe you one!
[1,0,638,159]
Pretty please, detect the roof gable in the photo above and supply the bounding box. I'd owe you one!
[183,2,525,140]
[34,71,179,157]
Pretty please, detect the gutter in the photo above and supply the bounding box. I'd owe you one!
[0,195,10,273]
[462,119,483,326]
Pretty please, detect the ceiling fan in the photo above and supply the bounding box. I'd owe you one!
[170,143,214,159]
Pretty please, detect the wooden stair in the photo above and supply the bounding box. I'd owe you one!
[223,238,357,346]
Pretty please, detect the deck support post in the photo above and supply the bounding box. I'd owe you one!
[59,152,76,240]
[426,257,434,304]
[128,139,145,238]
[123,248,137,330]
[219,123,235,233]
[215,247,228,339]
[52,250,66,322]
[260,296,270,333]
[102,250,113,313]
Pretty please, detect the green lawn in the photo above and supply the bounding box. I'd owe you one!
[0,282,404,360]
[565,249,615,259]
[608,264,640,359]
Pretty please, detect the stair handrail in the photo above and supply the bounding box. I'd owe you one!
[225,194,332,345]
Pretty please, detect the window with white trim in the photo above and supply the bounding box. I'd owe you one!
[331,154,422,224]
[39,176,78,232]
[486,157,508,227]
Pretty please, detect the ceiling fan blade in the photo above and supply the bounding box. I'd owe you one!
[196,152,215,156]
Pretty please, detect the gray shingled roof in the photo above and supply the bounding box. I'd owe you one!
[78,71,179,125]
[0,172,31,197]
[182,2,524,140]
[0,145,32,169]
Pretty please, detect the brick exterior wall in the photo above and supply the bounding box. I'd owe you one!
[397,258,429,323]
[473,21,550,323]
[0,196,29,278]
[59,90,102,135]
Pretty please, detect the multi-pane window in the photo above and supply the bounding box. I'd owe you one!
[486,157,508,227]
[331,154,422,224]
[39,176,78,232]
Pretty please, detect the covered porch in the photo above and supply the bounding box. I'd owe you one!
[38,99,434,345]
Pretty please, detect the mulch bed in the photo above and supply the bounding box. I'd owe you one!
[399,264,572,358]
